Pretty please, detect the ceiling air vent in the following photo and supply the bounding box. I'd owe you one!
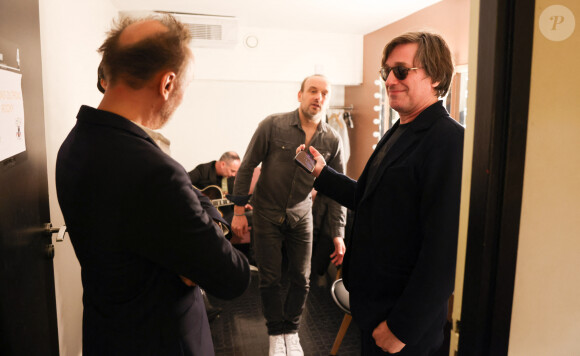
[167,13,238,48]
[119,11,238,48]
[190,23,222,41]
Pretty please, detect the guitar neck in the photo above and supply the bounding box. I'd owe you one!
[212,199,233,208]
[193,185,233,208]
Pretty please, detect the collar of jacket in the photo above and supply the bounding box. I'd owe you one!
[357,100,448,203]
[77,105,159,148]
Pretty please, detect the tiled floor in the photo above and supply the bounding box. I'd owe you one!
[208,270,361,356]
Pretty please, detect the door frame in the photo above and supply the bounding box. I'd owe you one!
[458,0,536,354]
[0,0,59,354]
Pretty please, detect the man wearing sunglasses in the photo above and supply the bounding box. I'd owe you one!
[300,32,464,355]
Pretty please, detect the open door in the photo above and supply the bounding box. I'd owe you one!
[451,0,536,354]
[0,0,59,355]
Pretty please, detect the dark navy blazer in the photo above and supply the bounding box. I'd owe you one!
[315,101,463,354]
[56,106,250,356]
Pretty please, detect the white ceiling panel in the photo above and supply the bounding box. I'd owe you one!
[110,0,442,35]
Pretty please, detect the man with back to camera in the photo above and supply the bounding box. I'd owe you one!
[231,74,347,356]
[299,32,464,355]
[56,15,250,355]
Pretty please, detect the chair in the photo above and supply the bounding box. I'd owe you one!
[329,276,352,355]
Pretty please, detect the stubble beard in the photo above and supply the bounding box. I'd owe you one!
[302,106,324,123]
[158,85,184,128]
[158,103,175,128]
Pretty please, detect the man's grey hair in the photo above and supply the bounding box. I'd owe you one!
[219,151,240,163]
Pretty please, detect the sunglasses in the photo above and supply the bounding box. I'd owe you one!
[379,66,421,81]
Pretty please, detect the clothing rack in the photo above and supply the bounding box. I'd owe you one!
[327,105,354,128]
[329,105,354,111]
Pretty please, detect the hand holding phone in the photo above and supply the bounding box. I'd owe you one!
[294,150,316,173]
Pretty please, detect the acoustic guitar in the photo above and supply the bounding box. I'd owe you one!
[193,185,234,209]
[193,185,234,237]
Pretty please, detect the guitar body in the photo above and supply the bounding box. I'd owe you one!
[195,185,225,200]
[194,185,251,244]
[193,185,234,209]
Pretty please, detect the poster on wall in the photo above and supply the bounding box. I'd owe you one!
[0,68,26,162]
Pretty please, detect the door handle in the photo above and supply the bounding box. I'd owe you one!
[44,223,67,242]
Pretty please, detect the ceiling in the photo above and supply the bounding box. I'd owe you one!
[110,0,442,35]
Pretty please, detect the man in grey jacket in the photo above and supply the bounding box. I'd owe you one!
[231,74,346,356]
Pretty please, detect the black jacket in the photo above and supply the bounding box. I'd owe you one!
[188,161,235,193]
[56,106,250,355]
[315,101,463,354]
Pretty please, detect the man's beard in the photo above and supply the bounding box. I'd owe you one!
[158,87,183,128]
[302,104,325,122]
[159,101,177,127]
[304,109,324,122]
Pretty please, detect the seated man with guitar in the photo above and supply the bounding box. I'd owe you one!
[189,151,257,252]
[189,151,251,242]
[189,151,240,199]
[189,151,240,230]
[188,151,243,322]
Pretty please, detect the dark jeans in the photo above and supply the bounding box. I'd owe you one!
[253,210,312,335]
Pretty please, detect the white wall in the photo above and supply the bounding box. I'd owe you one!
[39,1,118,355]
[163,81,344,171]
[508,0,580,354]
[191,26,363,85]
[40,2,351,355]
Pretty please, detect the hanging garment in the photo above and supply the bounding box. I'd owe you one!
[328,112,351,164]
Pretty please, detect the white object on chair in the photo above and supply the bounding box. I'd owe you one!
[330,278,350,314]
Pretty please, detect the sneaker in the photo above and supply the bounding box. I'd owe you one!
[269,334,286,356]
[284,333,303,356]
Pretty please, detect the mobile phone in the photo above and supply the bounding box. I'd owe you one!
[294,150,316,173]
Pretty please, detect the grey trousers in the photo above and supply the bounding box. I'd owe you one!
[252,210,313,335]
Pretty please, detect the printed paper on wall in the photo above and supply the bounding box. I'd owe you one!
[0,69,26,162]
